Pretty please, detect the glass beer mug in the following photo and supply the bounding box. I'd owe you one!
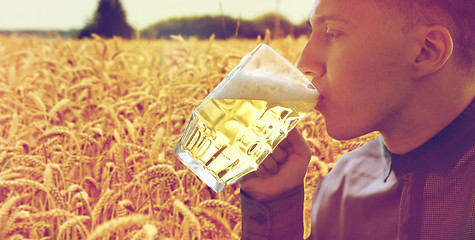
[173,44,319,193]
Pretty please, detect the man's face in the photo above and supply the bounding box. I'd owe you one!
[298,0,416,140]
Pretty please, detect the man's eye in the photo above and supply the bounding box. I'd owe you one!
[327,32,339,38]
[320,31,340,40]
[315,25,343,41]
[321,24,343,39]
[326,28,342,38]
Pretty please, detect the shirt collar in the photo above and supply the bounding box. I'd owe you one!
[383,98,475,179]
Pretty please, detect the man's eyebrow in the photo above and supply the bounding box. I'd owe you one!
[313,14,350,24]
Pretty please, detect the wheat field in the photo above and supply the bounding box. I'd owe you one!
[0,34,378,240]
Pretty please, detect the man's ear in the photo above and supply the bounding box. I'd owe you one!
[413,25,453,79]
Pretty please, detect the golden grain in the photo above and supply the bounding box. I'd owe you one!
[129,223,159,240]
[5,234,26,240]
[173,199,201,239]
[199,199,241,222]
[86,214,148,240]
[0,166,43,180]
[30,208,76,220]
[0,195,22,239]
[0,35,378,239]
[0,179,48,192]
[117,199,134,217]
[9,155,45,169]
[57,215,90,240]
[194,207,235,240]
[91,188,115,227]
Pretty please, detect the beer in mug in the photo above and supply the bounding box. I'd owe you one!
[173,44,319,193]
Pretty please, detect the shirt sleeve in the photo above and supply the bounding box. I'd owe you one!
[240,185,305,240]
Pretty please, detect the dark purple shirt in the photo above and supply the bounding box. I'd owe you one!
[241,99,475,240]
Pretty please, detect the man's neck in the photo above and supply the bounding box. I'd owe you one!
[381,75,474,155]
[382,101,471,155]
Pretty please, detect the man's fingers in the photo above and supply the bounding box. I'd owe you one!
[239,128,307,183]
[286,128,312,158]
[279,137,292,151]
[252,145,288,178]
[254,158,275,177]
[263,155,279,174]
[272,146,288,165]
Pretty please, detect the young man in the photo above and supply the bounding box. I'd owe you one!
[240,0,475,239]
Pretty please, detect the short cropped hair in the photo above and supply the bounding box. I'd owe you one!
[374,0,475,72]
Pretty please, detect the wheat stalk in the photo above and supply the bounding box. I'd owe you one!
[30,208,76,220]
[91,188,115,227]
[0,179,48,192]
[173,199,201,239]
[86,214,149,240]
[0,195,22,239]
[57,215,90,240]
[199,199,241,222]
[194,207,235,239]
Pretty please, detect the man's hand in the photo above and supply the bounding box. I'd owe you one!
[239,128,312,201]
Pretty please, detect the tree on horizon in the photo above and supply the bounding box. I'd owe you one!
[139,13,310,39]
[78,0,134,39]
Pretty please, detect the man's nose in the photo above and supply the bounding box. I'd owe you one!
[297,41,326,79]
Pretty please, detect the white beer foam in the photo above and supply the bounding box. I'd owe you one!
[210,71,319,103]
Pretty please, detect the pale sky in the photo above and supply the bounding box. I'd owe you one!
[0,0,314,31]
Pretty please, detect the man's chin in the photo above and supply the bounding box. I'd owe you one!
[324,121,369,141]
